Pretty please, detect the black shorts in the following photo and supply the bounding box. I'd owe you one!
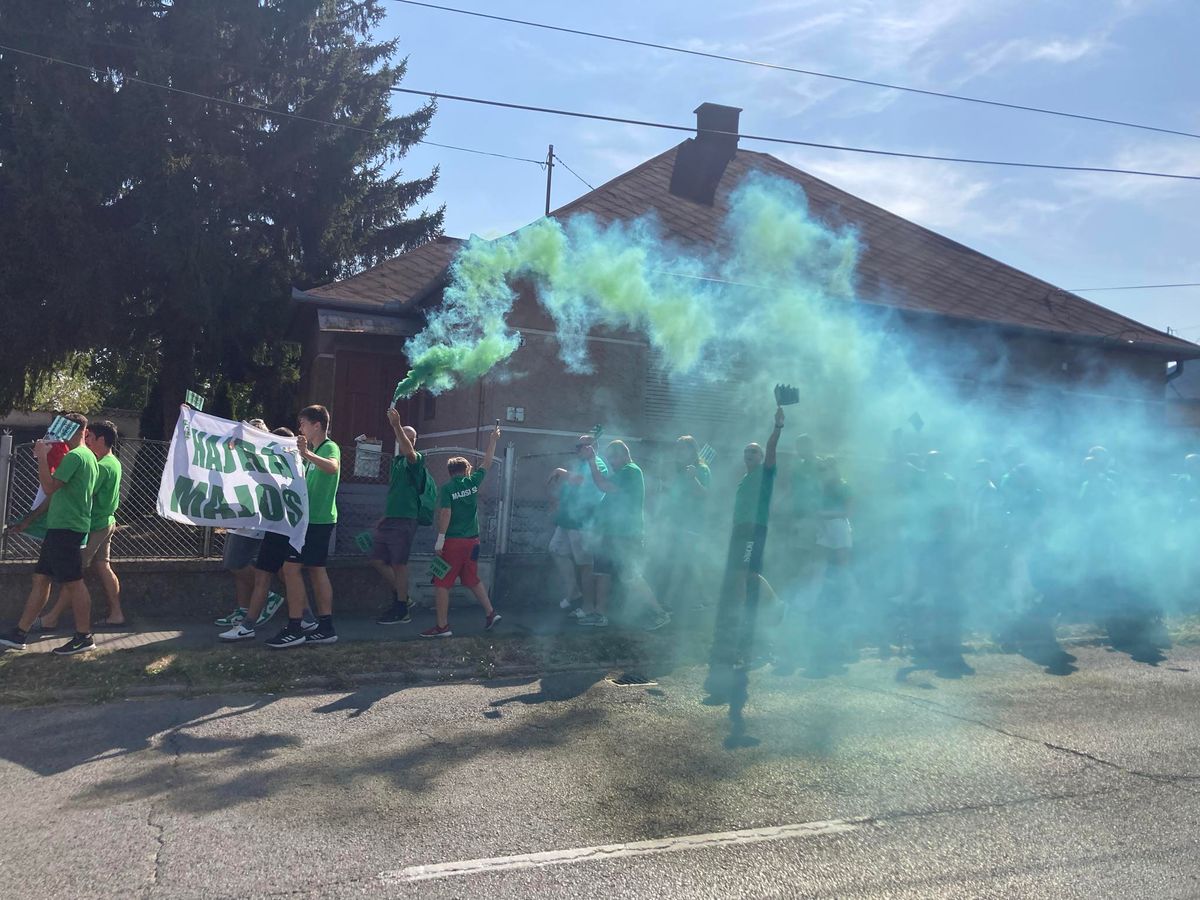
[592,535,644,585]
[34,529,87,583]
[255,524,334,573]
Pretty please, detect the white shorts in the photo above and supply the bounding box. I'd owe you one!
[816,517,853,550]
[548,527,593,566]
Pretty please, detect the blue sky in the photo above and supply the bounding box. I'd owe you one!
[377,0,1198,340]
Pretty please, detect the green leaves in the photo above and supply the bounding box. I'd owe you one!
[0,1,443,429]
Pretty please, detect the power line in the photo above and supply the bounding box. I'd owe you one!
[1069,282,1200,292]
[0,42,545,167]
[552,152,595,191]
[390,0,1200,142]
[391,88,1200,183]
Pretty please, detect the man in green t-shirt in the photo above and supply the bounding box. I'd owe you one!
[422,423,502,638]
[37,420,126,632]
[1,413,100,655]
[579,439,670,630]
[375,406,429,626]
[704,406,784,700]
[220,405,341,649]
[258,404,341,648]
[547,434,607,618]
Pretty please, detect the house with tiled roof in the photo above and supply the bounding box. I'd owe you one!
[293,103,1198,540]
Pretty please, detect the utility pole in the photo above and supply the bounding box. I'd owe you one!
[544,144,554,216]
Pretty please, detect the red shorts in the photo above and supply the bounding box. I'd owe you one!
[433,537,481,588]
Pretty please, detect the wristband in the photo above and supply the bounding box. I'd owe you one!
[434,534,446,552]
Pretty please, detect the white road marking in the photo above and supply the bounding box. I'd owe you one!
[380,817,868,883]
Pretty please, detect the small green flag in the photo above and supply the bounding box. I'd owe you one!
[354,531,374,554]
[45,415,81,442]
[185,390,205,411]
[774,384,800,407]
[429,555,451,580]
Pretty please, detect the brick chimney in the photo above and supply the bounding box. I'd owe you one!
[669,102,742,205]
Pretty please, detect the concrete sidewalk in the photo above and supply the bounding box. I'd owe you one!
[18,602,584,655]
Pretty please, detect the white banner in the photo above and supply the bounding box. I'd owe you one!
[156,407,309,551]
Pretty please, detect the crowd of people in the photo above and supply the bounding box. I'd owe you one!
[545,407,1200,672]
[1,414,125,655]
[5,398,1196,668]
[0,403,505,655]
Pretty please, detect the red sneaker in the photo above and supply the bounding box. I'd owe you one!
[485,612,502,631]
[420,624,453,638]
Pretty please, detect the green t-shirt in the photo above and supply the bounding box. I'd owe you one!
[790,459,821,517]
[306,439,341,525]
[439,468,486,538]
[555,458,608,530]
[596,462,645,537]
[733,464,776,528]
[386,451,426,519]
[46,445,98,533]
[89,452,122,532]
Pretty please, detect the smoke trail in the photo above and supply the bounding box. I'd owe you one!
[395,164,1198,674]
[397,174,862,396]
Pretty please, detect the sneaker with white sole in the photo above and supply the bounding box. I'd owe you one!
[485,612,502,631]
[52,634,97,656]
[646,612,671,632]
[301,620,319,634]
[219,624,256,642]
[265,628,308,649]
[305,627,338,645]
[0,628,28,651]
[254,592,286,628]
[214,607,248,627]
[420,624,452,638]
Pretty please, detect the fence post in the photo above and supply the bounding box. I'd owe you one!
[202,526,213,559]
[0,431,12,561]
[498,442,516,554]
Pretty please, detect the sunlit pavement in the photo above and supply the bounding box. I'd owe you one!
[3,643,1199,898]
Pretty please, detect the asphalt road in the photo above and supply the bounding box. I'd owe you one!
[3,642,1200,899]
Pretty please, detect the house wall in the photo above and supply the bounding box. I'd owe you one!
[303,293,1180,555]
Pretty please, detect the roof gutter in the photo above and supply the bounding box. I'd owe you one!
[290,288,426,322]
[861,300,1200,360]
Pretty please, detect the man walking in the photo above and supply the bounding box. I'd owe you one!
[580,439,670,630]
[548,434,606,617]
[421,423,502,638]
[213,420,286,631]
[37,420,127,629]
[0,413,99,655]
[218,407,339,647]
[375,406,428,626]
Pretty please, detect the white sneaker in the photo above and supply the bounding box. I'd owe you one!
[219,624,256,642]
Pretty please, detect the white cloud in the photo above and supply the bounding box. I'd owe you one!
[966,35,1106,80]
[781,150,994,232]
[1065,140,1200,201]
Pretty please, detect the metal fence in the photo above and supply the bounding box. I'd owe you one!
[0,434,516,562]
[0,437,221,561]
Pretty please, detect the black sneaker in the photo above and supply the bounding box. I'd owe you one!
[0,628,28,651]
[305,628,338,646]
[265,628,308,650]
[52,634,96,656]
[377,603,412,625]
